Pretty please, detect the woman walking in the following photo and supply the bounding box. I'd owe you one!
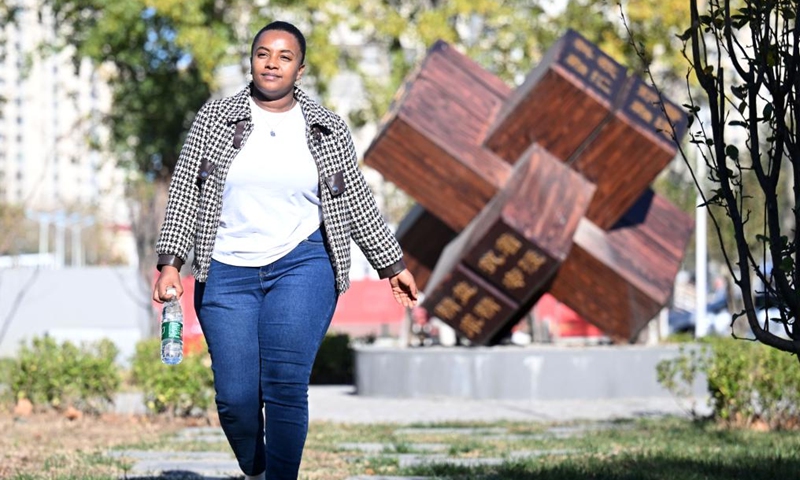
[152,21,417,479]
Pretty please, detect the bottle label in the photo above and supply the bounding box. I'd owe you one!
[161,321,183,341]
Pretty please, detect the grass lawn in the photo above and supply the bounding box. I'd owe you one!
[303,417,800,479]
[2,413,800,479]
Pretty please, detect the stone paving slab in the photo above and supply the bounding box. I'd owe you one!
[175,435,231,444]
[350,449,578,469]
[337,442,450,453]
[177,427,227,436]
[482,433,557,441]
[128,459,240,477]
[126,475,233,480]
[108,451,234,461]
[107,449,239,477]
[509,448,580,458]
[172,427,229,444]
[346,477,432,480]
[393,427,508,436]
[396,454,559,468]
[546,422,635,435]
[480,422,635,442]
[397,454,505,468]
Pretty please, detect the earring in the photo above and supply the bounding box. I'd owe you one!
[295,78,302,87]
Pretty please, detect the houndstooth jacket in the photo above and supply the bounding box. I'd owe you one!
[156,84,405,294]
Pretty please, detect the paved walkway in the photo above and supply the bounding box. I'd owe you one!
[116,386,708,479]
[308,385,708,424]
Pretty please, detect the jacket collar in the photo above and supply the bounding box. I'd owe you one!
[225,83,336,133]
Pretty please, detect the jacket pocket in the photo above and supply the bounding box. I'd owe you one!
[323,170,346,197]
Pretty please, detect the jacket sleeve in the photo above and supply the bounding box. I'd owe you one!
[155,104,209,270]
[339,120,406,278]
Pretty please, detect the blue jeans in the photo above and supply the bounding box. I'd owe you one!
[195,228,337,479]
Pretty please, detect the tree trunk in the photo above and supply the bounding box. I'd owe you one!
[128,174,171,338]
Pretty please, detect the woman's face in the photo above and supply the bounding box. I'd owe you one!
[250,29,305,100]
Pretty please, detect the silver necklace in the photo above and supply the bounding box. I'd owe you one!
[259,99,296,137]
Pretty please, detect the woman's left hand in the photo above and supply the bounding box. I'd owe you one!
[389,269,418,308]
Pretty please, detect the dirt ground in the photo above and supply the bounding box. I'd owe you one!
[0,409,216,478]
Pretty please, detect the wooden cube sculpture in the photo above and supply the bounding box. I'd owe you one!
[423,146,595,344]
[364,29,693,344]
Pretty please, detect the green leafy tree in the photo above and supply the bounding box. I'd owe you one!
[662,0,799,352]
[324,0,689,124]
[41,0,246,332]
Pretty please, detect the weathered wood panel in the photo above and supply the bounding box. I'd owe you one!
[395,204,457,291]
[619,75,688,149]
[570,77,689,229]
[484,29,627,164]
[370,116,508,231]
[548,189,694,341]
[364,41,511,231]
[423,263,520,345]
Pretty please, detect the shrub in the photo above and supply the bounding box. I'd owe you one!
[130,338,215,417]
[657,337,800,429]
[0,356,15,405]
[9,335,120,413]
[310,333,353,385]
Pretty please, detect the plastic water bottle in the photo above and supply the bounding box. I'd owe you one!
[161,287,184,365]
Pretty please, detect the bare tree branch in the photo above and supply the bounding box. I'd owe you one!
[0,268,41,349]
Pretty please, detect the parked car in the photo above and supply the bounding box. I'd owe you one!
[667,306,731,336]
[668,293,789,339]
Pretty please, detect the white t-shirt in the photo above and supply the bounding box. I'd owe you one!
[211,97,322,266]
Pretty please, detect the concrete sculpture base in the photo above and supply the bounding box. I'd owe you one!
[354,344,707,401]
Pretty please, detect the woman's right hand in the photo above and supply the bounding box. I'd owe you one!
[153,266,183,303]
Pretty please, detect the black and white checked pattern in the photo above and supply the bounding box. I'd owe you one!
[156,85,404,294]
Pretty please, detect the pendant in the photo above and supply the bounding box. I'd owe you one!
[270,130,276,137]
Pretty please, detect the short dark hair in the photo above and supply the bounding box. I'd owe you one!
[250,21,306,63]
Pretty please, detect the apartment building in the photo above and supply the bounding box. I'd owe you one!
[0,1,133,265]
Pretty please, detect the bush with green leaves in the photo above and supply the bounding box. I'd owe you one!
[658,337,800,429]
[131,338,215,417]
[9,335,120,413]
[310,333,353,385]
[0,356,16,405]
